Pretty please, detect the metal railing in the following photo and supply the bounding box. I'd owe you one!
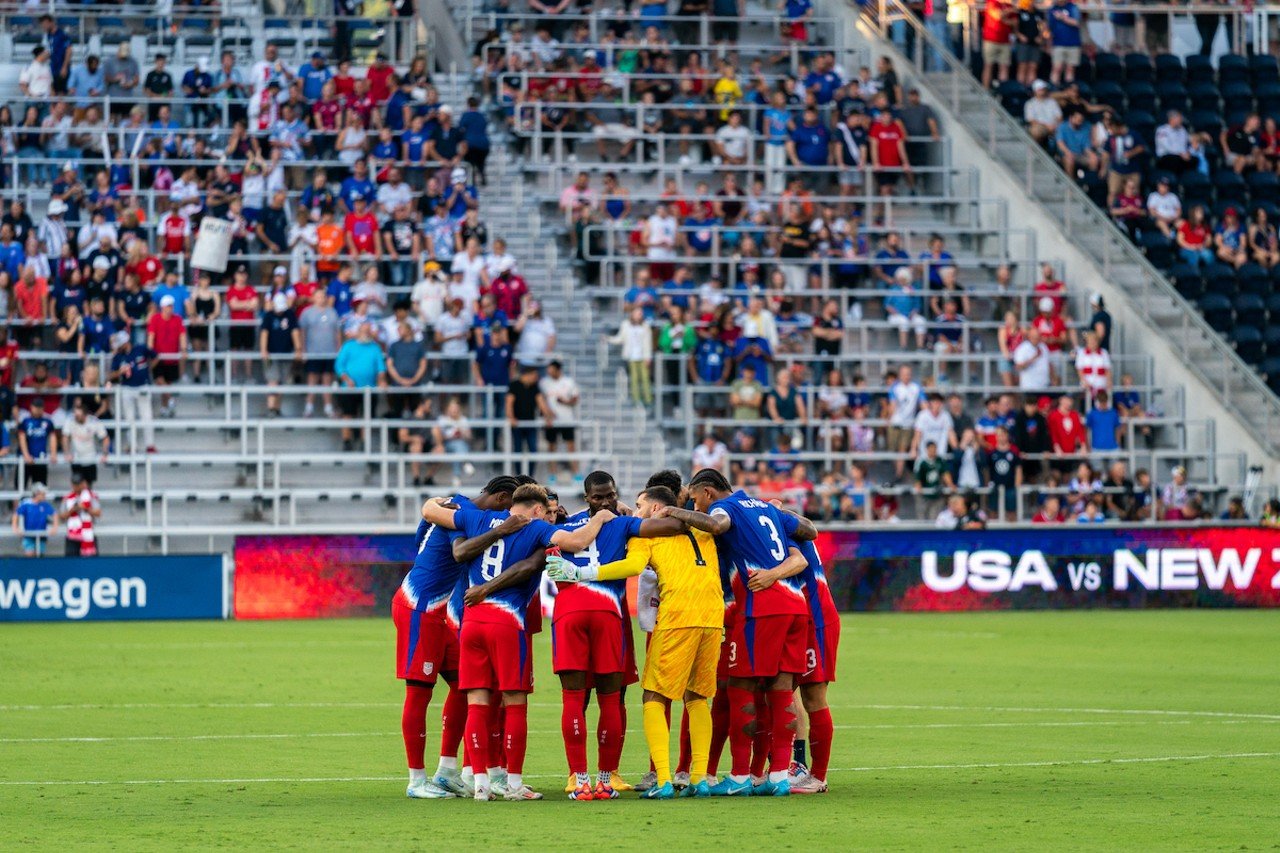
[866,0,1280,454]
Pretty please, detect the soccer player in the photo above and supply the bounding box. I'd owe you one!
[393,476,524,799]
[656,468,818,796]
[552,484,762,800]
[791,536,840,794]
[422,484,613,801]
[550,470,683,801]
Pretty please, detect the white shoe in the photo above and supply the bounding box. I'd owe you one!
[750,774,765,787]
[672,771,690,789]
[434,767,468,796]
[789,774,829,795]
[407,780,455,799]
[634,770,657,791]
[489,769,509,797]
[323,403,336,418]
[502,784,544,801]
[303,402,315,417]
[474,781,494,801]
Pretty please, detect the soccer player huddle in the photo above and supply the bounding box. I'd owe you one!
[391,467,839,802]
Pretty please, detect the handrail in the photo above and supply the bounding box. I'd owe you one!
[865,0,1280,454]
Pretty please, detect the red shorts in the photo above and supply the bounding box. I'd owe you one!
[727,613,809,679]
[457,619,533,693]
[716,601,739,681]
[551,610,626,675]
[623,615,639,686]
[392,596,457,684]
[784,21,808,42]
[799,618,841,685]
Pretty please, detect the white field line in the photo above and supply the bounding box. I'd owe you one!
[1,752,1278,787]
[860,704,1280,721]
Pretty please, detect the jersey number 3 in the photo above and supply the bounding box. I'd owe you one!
[758,515,786,561]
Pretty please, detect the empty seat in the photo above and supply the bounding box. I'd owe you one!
[997,81,1029,117]
[1168,262,1205,299]
[1187,109,1223,139]
[1248,171,1280,204]
[1125,53,1155,84]
[1197,292,1235,330]
[1256,81,1280,115]
[1234,292,1267,317]
[1155,53,1185,83]
[1204,263,1239,295]
[1215,172,1248,205]
[1093,80,1126,112]
[1238,263,1272,295]
[1250,54,1280,85]
[1219,53,1250,85]
[1188,81,1221,112]
[1156,81,1189,115]
[1179,171,1213,206]
[1232,324,1266,363]
[1141,231,1174,269]
[1259,355,1280,392]
[1094,52,1124,82]
[1222,82,1256,115]
[1125,81,1158,114]
[1264,322,1280,350]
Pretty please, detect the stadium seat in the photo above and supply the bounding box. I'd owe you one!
[1094,52,1124,83]
[1204,263,1239,296]
[1168,262,1205,300]
[1256,82,1280,116]
[1196,292,1235,331]
[1218,53,1250,85]
[1222,82,1256,116]
[1231,324,1266,364]
[1234,292,1267,319]
[997,81,1030,117]
[1188,82,1221,113]
[1124,53,1155,84]
[1187,109,1223,140]
[1179,170,1213,207]
[1215,172,1248,206]
[1260,355,1280,393]
[1140,231,1174,269]
[1250,54,1280,86]
[1093,80,1126,113]
[1156,81,1189,115]
[1125,82,1158,115]
[1248,171,1280,205]
[1127,111,1157,149]
[1264,322,1280,352]
[1238,263,1271,295]
[1155,53,1185,83]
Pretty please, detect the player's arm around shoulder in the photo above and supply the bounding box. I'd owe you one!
[595,536,655,582]
[452,513,530,562]
[465,550,547,606]
[420,496,460,528]
[550,508,615,552]
[654,504,731,535]
[748,544,808,591]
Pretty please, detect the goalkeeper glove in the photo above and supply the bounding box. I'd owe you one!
[545,555,598,583]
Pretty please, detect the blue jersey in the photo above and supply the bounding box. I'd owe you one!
[15,498,55,533]
[556,511,643,619]
[18,416,55,459]
[456,509,558,629]
[796,538,837,630]
[709,489,807,618]
[399,494,473,619]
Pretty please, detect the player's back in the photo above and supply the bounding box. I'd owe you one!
[456,507,558,629]
[796,538,838,630]
[556,510,642,619]
[710,489,807,618]
[399,495,472,616]
[649,528,723,630]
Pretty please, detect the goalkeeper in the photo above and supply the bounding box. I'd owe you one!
[549,484,726,799]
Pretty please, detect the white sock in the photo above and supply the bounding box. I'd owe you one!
[768,770,788,784]
[474,772,490,790]
[507,772,522,790]
[461,765,474,782]
[437,756,458,772]
[575,772,590,785]
[597,770,612,785]
[487,766,504,779]
[729,774,749,783]
[409,768,427,785]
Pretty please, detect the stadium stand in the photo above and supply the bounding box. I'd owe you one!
[0,0,1271,553]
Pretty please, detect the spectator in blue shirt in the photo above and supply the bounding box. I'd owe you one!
[885,267,927,349]
[181,57,215,127]
[40,15,72,89]
[18,397,57,489]
[12,482,57,557]
[1086,390,1122,451]
[803,52,843,105]
[473,325,514,387]
[1047,0,1082,86]
[334,320,387,451]
[339,160,376,213]
[733,336,773,385]
[873,231,910,286]
[298,52,333,102]
[66,55,105,111]
[1054,110,1098,178]
[327,265,355,316]
[83,297,116,353]
[624,268,660,321]
[787,107,832,168]
[459,96,491,186]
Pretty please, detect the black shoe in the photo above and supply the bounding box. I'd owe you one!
[342,439,354,452]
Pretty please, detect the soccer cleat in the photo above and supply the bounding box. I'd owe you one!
[608,773,635,792]
[679,780,711,798]
[788,760,810,781]
[433,768,468,796]
[789,775,829,795]
[473,781,494,802]
[708,777,754,797]
[502,784,544,801]
[704,774,720,788]
[752,778,792,797]
[407,780,455,799]
[633,770,658,792]
[672,771,690,789]
[750,775,766,788]
[641,781,675,800]
[564,774,576,794]
[568,782,596,801]
[591,780,620,800]
[489,769,509,796]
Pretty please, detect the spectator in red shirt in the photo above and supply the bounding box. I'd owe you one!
[1032,262,1067,316]
[332,58,355,98]
[225,268,261,381]
[292,264,321,316]
[1031,295,1070,383]
[870,109,913,202]
[18,361,65,417]
[125,241,163,288]
[365,52,394,103]
[981,0,1017,89]
[146,295,187,416]
[13,267,49,349]
[343,196,380,258]
[159,201,190,257]
[1047,393,1087,471]
[484,258,528,320]
[1031,495,1065,523]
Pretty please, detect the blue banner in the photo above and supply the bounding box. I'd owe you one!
[0,555,227,622]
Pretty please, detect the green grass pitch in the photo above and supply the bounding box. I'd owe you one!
[2,610,1278,849]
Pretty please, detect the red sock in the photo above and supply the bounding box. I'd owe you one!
[707,691,730,776]
[750,689,772,778]
[503,704,528,775]
[561,688,589,775]
[676,706,691,774]
[401,684,432,770]
[767,690,798,775]
[488,693,505,768]
[439,685,466,762]
[726,685,756,777]
[596,690,623,773]
[808,707,834,781]
[464,701,489,772]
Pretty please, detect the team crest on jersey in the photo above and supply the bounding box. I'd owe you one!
[422,662,434,676]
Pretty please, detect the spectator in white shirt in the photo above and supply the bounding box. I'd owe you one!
[1014,325,1052,391]
[513,299,557,367]
[713,111,753,166]
[1145,176,1182,238]
[1154,110,1194,174]
[376,167,413,216]
[609,306,653,406]
[692,431,730,474]
[449,237,488,309]
[910,393,957,460]
[886,363,922,480]
[538,359,580,482]
[19,46,54,100]
[1024,80,1063,144]
[412,263,449,326]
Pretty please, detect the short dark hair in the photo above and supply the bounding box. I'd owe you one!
[512,483,549,508]
[513,475,538,486]
[645,469,683,495]
[689,468,731,493]
[642,485,678,507]
[483,476,520,496]
[583,470,616,494]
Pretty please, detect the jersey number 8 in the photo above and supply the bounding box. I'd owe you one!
[480,540,506,581]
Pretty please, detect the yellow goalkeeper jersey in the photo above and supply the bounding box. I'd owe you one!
[597,530,723,630]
